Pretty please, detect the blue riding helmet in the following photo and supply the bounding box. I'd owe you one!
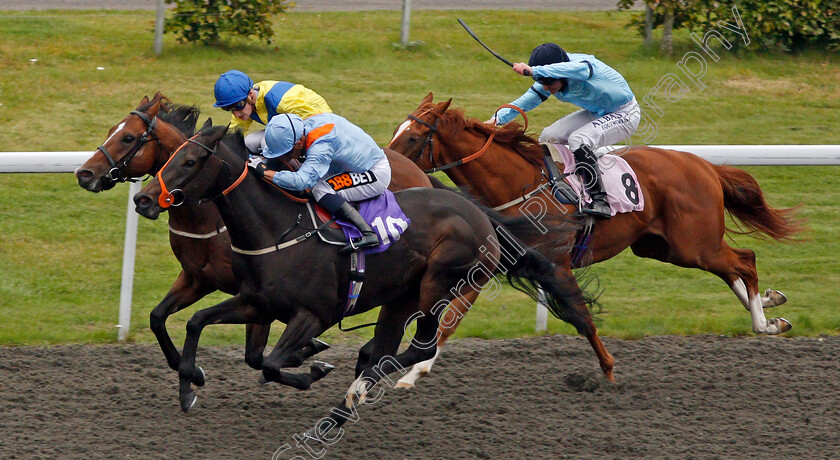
[263,113,305,158]
[213,70,254,108]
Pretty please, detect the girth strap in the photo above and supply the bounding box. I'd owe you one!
[343,251,366,318]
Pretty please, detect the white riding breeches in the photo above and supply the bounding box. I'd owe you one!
[539,97,641,156]
[311,156,392,202]
[244,130,267,154]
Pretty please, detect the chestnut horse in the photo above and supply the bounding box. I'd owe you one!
[74,93,475,388]
[389,93,804,380]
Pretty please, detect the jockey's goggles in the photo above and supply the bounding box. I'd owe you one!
[221,99,248,112]
[536,77,559,86]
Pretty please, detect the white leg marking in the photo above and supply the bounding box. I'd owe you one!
[731,278,752,312]
[345,375,371,404]
[395,346,441,389]
[733,278,788,334]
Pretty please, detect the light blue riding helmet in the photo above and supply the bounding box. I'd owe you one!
[213,70,254,108]
[264,113,306,158]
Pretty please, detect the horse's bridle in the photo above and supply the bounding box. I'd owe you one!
[403,110,441,167]
[393,104,528,174]
[97,110,161,188]
[156,135,221,209]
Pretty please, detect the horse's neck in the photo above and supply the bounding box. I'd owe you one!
[157,121,222,231]
[212,175,303,249]
[167,200,224,232]
[441,130,544,206]
[157,121,189,166]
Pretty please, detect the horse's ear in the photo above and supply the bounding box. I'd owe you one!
[201,118,213,130]
[209,125,227,145]
[421,92,434,105]
[146,99,164,118]
[433,98,451,116]
[138,95,150,107]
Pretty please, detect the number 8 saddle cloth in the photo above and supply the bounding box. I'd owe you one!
[544,143,645,216]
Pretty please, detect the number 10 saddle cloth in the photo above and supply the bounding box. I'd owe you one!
[544,143,645,216]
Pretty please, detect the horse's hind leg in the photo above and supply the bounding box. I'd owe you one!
[553,265,616,382]
[149,271,213,386]
[312,297,441,438]
[395,289,480,389]
[719,245,791,334]
[665,235,792,335]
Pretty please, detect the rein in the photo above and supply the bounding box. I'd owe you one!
[97,110,160,186]
[397,104,529,174]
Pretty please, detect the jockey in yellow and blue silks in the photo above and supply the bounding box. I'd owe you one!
[491,43,641,218]
[249,113,391,253]
[213,69,332,154]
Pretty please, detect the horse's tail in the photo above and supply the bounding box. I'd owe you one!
[490,221,590,329]
[428,174,454,191]
[713,164,806,242]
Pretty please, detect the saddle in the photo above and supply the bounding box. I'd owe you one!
[541,143,645,217]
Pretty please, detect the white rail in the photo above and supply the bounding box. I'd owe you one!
[2,146,839,339]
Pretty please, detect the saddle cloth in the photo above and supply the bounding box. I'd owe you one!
[313,190,410,254]
[544,143,645,216]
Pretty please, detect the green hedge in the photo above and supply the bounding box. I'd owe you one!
[165,0,291,45]
[619,1,840,51]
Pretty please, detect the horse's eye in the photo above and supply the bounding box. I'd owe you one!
[123,135,135,143]
[184,159,197,167]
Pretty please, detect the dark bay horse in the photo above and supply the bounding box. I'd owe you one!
[76,94,351,381]
[74,93,492,390]
[131,124,587,432]
[389,93,804,356]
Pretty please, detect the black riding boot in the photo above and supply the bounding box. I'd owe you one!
[573,146,611,218]
[318,194,380,253]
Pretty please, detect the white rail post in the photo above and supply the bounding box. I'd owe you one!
[400,0,411,46]
[535,288,548,332]
[154,0,165,55]
[117,181,141,341]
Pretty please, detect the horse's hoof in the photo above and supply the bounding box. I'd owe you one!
[773,317,793,334]
[258,375,272,386]
[763,289,788,308]
[393,380,415,390]
[180,391,197,412]
[310,361,336,381]
[603,370,616,384]
[311,338,331,353]
[192,366,206,387]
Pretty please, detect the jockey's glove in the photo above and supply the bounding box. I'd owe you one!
[247,157,268,176]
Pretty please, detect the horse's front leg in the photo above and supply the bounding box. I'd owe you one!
[260,310,332,391]
[177,295,269,412]
[149,270,214,386]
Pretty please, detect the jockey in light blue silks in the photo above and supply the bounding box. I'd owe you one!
[491,43,641,218]
[213,69,332,154]
[250,113,391,253]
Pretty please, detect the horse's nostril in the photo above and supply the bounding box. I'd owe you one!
[136,196,150,208]
[77,169,93,180]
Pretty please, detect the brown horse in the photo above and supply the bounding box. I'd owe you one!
[389,93,804,381]
[74,93,463,387]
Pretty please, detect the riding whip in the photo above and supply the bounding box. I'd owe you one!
[457,19,531,76]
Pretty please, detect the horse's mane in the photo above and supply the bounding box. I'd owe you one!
[135,94,201,137]
[220,129,249,161]
[437,107,545,166]
[158,104,201,137]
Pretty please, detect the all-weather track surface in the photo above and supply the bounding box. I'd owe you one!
[1,335,838,459]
